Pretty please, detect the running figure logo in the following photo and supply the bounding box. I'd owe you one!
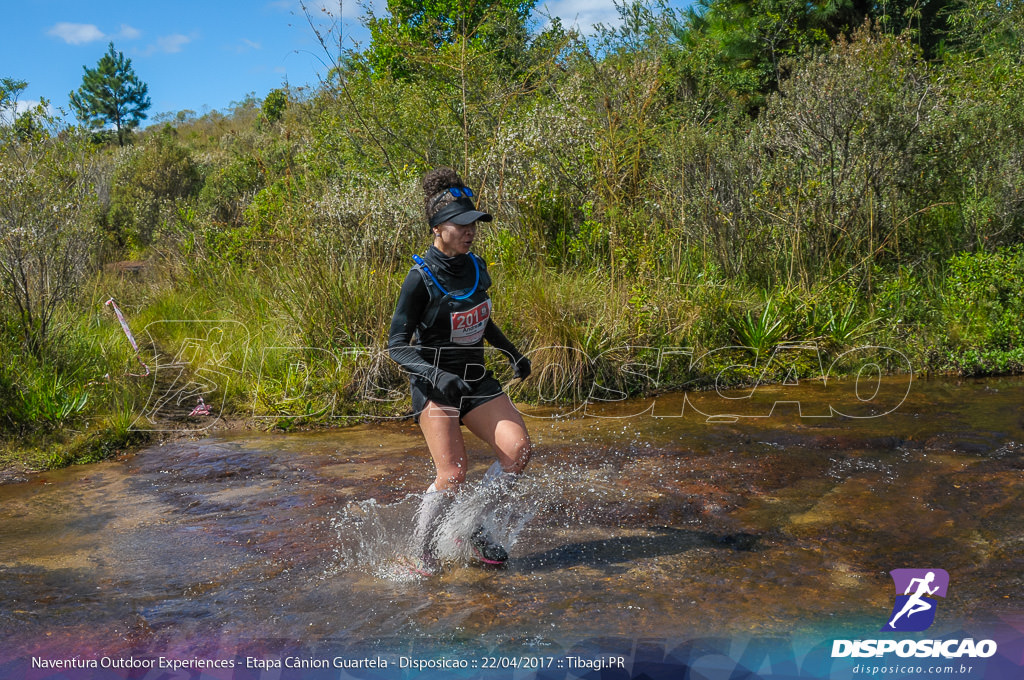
[882,569,950,632]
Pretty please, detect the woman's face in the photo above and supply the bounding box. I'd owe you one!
[433,221,477,256]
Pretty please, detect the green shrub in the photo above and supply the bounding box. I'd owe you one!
[943,247,1024,349]
[198,157,263,226]
[106,128,201,255]
[261,88,289,124]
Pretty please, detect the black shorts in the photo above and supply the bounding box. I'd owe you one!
[410,370,505,424]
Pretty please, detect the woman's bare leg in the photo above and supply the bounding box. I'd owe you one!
[407,400,467,568]
[460,395,532,563]
[462,395,532,474]
[418,400,468,490]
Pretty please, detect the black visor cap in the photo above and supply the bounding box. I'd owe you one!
[429,197,493,228]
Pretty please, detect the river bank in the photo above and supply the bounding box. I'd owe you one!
[2,245,1022,475]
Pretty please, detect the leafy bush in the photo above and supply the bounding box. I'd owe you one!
[0,125,99,354]
[943,247,1024,349]
[759,28,938,284]
[198,156,263,226]
[309,171,423,270]
[261,88,288,124]
[106,127,201,255]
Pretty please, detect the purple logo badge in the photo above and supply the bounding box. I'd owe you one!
[881,569,950,632]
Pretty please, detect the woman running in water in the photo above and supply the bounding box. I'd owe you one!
[388,166,533,575]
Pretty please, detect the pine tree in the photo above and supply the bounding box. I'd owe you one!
[69,42,151,146]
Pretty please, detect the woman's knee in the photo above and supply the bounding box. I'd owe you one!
[504,434,532,474]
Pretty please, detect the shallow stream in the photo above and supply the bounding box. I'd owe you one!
[1,376,1021,673]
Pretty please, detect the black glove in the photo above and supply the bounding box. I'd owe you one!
[436,372,472,403]
[511,355,532,380]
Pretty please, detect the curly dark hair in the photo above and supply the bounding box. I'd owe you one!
[422,166,464,223]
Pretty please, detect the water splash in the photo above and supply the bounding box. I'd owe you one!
[329,497,416,580]
[328,464,623,579]
[430,476,540,563]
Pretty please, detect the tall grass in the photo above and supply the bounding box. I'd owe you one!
[4,12,1024,469]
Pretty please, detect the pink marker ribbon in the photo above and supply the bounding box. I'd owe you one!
[105,298,151,377]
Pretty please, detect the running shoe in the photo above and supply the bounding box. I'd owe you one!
[398,553,439,577]
[468,527,508,565]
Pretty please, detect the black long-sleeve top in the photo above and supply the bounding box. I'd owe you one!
[388,245,523,385]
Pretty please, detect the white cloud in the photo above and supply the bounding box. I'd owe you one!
[140,33,194,56]
[47,22,106,45]
[47,22,144,45]
[17,100,52,116]
[0,99,54,125]
[229,37,262,54]
[118,24,142,40]
[158,34,191,53]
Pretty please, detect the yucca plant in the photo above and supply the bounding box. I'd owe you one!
[733,300,790,357]
[19,373,90,428]
[810,301,879,346]
[824,302,879,345]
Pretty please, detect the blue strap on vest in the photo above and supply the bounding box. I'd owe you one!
[411,253,482,333]
[412,253,480,300]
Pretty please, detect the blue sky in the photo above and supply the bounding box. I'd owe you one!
[2,1,690,125]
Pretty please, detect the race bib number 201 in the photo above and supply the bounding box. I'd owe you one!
[450,299,491,345]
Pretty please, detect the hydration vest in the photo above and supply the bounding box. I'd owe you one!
[411,253,492,344]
